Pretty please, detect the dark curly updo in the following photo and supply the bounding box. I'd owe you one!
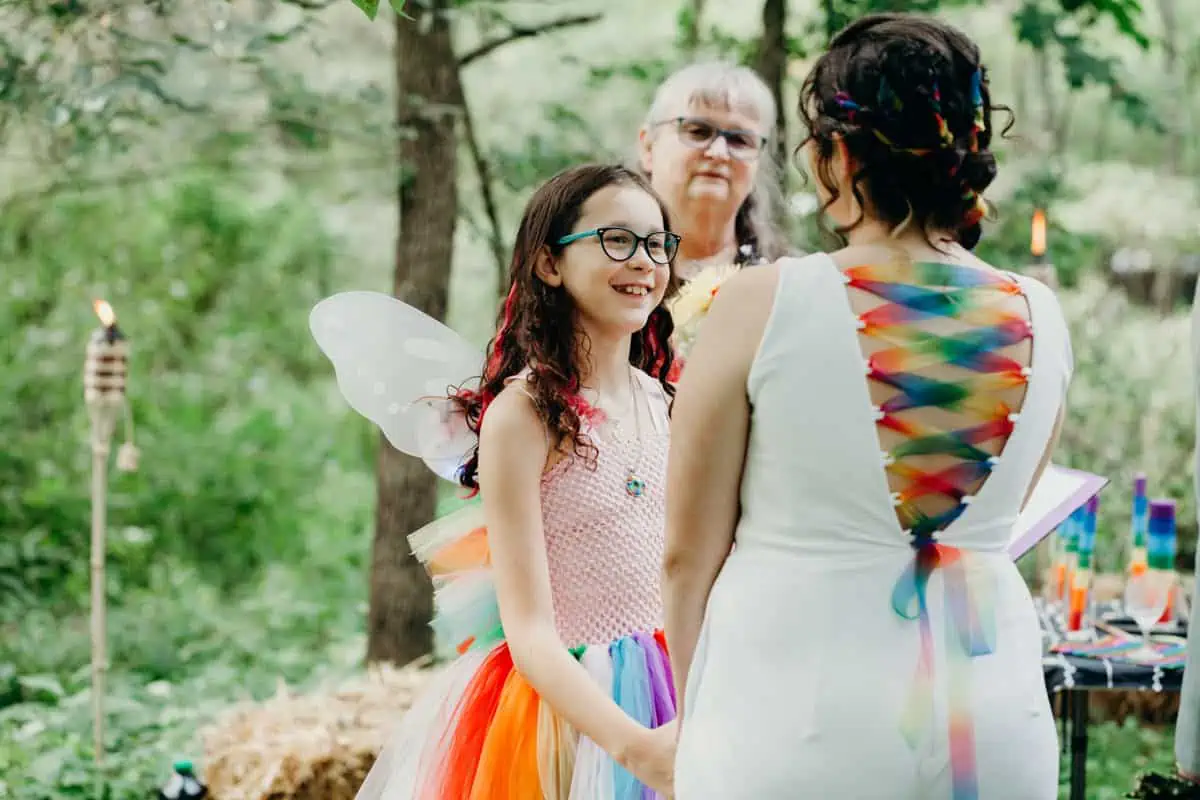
[798,13,1011,250]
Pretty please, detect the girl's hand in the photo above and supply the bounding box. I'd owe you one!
[619,720,678,795]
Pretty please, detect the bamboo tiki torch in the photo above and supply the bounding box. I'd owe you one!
[83,299,137,799]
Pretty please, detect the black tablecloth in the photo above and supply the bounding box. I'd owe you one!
[1039,599,1186,693]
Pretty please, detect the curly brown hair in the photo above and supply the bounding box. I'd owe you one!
[797,13,1014,250]
[451,164,679,493]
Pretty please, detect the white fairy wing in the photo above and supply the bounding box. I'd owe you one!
[312,291,505,658]
[309,290,484,482]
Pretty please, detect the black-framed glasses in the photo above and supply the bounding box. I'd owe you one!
[557,226,680,265]
[655,116,767,161]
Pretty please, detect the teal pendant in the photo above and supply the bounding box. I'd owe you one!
[625,473,646,498]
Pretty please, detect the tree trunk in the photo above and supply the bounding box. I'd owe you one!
[367,0,460,666]
[756,0,788,190]
[680,0,707,53]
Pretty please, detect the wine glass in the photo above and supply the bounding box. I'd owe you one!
[1123,572,1171,663]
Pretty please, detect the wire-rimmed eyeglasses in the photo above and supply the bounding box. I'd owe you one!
[654,116,767,161]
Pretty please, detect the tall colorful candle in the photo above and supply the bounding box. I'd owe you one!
[1129,473,1149,577]
[1147,499,1177,624]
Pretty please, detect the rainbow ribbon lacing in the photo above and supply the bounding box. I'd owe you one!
[847,259,1031,800]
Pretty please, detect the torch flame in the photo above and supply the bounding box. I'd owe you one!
[1030,209,1047,258]
[93,299,116,327]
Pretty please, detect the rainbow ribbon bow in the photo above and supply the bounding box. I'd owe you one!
[891,539,997,800]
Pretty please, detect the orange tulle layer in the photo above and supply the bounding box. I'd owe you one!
[411,631,674,800]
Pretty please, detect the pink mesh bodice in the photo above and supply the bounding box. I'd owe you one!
[539,373,670,648]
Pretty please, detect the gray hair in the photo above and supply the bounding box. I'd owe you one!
[639,61,787,262]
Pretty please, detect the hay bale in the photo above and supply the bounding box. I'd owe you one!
[201,661,436,800]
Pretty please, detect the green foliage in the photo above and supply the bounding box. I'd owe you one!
[352,0,381,17]
[815,0,983,44]
[1057,279,1196,568]
[0,150,385,799]
[976,167,1105,289]
[0,169,374,615]
[351,0,411,21]
[1058,0,1148,47]
[0,1,330,172]
[1066,719,1175,799]
[0,551,372,798]
[1012,0,1158,130]
[488,106,605,194]
[0,349,375,796]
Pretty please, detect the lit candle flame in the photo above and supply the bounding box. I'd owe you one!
[93,299,116,328]
[1030,209,1047,258]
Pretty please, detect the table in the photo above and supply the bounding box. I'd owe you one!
[1038,600,1186,800]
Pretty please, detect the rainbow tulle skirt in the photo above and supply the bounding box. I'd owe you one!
[356,630,676,800]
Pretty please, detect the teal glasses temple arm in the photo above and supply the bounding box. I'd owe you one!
[557,229,599,245]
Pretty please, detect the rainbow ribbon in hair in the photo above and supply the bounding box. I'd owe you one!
[961,68,988,225]
[929,82,956,150]
[832,67,990,226]
[968,69,985,150]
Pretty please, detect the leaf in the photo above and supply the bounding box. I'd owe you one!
[352,0,380,20]
[390,0,412,19]
[1012,2,1058,50]
[17,674,65,704]
[170,33,208,52]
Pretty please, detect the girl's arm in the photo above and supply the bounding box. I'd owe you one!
[662,265,776,715]
[477,385,651,766]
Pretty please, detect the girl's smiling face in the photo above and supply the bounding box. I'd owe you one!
[537,184,675,340]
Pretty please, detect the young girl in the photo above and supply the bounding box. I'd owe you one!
[317,164,682,799]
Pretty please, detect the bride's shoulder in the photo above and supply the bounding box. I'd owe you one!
[710,249,853,310]
[697,259,782,331]
[746,251,841,289]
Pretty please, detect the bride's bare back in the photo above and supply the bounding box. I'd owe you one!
[835,243,1035,540]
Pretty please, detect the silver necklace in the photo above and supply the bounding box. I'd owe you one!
[622,367,646,498]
